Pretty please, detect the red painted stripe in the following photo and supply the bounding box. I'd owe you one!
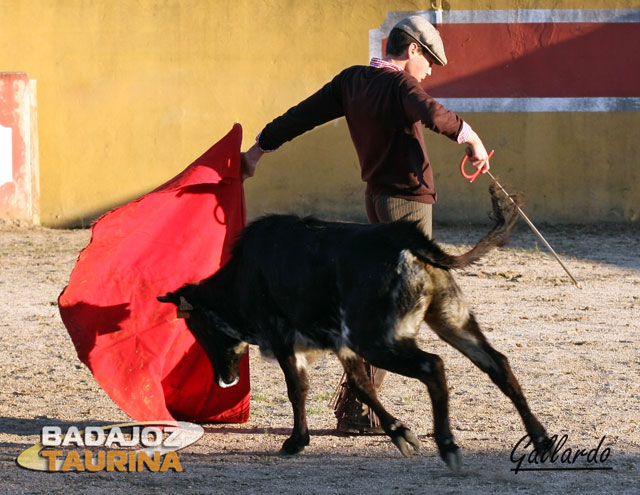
[406,23,640,98]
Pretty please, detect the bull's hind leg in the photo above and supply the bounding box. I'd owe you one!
[337,348,421,458]
[424,269,549,455]
[275,351,311,455]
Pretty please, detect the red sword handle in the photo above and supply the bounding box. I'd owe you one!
[460,149,495,183]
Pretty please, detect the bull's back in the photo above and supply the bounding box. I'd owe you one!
[229,216,350,331]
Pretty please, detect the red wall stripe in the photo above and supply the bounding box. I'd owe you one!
[384,23,640,98]
[428,23,640,97]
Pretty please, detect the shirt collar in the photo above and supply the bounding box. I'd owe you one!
[370,58,403,72]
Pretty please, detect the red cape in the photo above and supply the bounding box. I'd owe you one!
[59,124,250,422]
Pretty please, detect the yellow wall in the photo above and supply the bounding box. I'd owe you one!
[1,0,637,226]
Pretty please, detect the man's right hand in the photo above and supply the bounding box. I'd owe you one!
[464,131,490,174]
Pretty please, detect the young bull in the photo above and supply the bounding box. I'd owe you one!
[158,185,550,470]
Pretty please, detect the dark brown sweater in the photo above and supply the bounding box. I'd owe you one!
[258,65,464,204]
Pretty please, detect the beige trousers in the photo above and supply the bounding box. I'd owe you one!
[364,193,433,237]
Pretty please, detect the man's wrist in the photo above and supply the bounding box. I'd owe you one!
[246,143,265,161]
[457,121,474,144]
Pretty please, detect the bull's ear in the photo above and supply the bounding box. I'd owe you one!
[179,296,194,311]
[158,293,193,319]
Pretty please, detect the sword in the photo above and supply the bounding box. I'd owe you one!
[460,151,581,288]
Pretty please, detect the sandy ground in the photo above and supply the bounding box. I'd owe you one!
[0,219,638,494]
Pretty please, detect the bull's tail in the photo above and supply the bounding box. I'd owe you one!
[411,184,521,270]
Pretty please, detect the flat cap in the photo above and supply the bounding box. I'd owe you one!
[393,15,447,66]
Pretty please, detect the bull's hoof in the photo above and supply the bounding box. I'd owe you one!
[532,433,552,458]
[444,448,462,471]
[388,421,420,458]
[438,438,462,471]
[281,432,310,455]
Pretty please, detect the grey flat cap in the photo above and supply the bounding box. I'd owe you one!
[393,15,447,66]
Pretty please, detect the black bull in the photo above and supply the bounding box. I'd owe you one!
[158,186,550,470]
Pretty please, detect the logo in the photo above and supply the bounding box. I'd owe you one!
[510,434,612,474]
[16,421,204,472]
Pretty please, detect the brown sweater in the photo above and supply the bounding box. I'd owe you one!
[258,65,464,204]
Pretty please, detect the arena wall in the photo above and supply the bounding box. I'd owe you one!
[1,0,637,226]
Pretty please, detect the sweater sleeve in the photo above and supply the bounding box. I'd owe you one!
[399,76,464,141]
[258,75,345,152]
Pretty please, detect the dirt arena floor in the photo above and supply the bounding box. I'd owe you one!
[0,219,638,494]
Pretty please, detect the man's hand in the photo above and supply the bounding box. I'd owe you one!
[465,131,490,174]
[241,144,265,181]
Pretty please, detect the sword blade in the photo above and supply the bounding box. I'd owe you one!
[487,171,581,288]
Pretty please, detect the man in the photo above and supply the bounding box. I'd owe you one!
[241,15,491,433]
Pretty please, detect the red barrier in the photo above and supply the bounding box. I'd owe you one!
[0,72,39,223]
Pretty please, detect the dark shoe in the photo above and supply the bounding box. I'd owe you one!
[337,415,385,435]
[333,383,385,435]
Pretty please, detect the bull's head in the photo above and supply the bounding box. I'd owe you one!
[157,289,247,389]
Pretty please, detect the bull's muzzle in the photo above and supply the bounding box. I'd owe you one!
[217,376,240,388]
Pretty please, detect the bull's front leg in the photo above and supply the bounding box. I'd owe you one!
[275,352,311,454]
